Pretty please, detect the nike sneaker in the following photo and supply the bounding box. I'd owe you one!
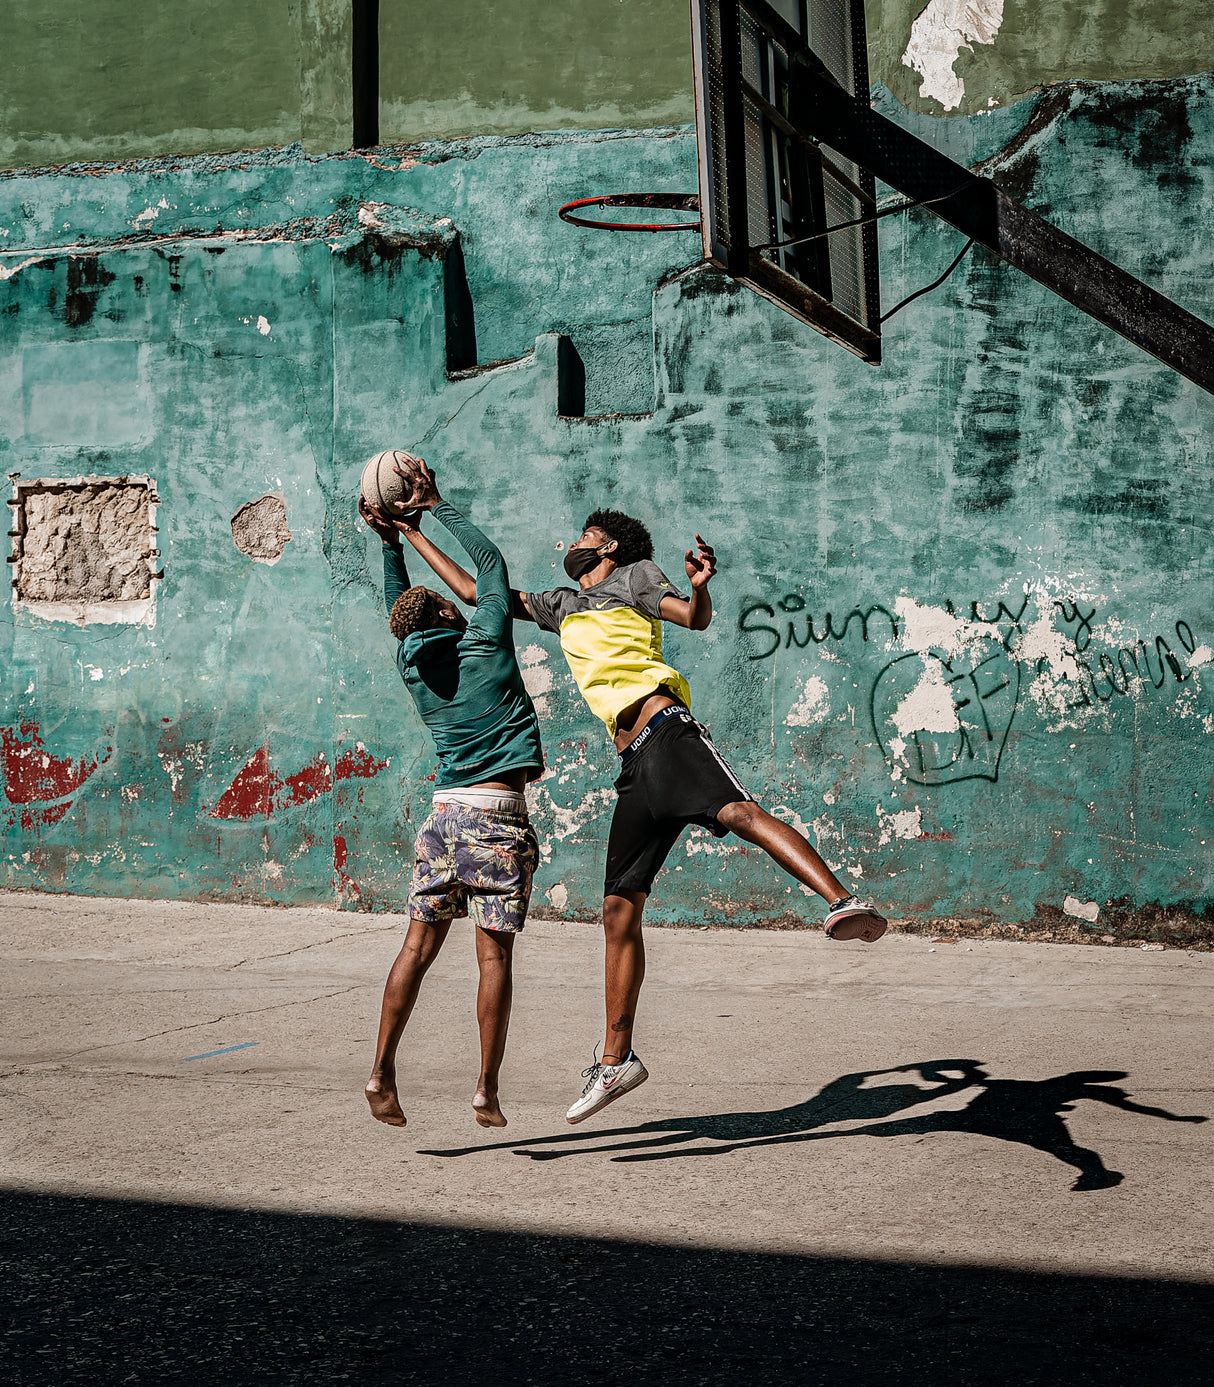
[566,1051,649,1124]
[824,896,887,942]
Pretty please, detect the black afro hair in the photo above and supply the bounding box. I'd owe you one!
[585,508,653,567]
[389,586,439,641]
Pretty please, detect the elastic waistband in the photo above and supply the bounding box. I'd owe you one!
[433,788,528,815]
[618,704,693,767]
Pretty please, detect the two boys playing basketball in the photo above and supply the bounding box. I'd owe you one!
[362,454,885,1129]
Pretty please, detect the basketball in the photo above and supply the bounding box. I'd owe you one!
[360,449,422,512]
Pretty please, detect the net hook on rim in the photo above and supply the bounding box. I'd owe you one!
[558,193,701,232]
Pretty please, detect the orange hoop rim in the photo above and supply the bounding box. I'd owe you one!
[558,193,701,232]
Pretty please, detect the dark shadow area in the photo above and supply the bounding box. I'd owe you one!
[424,1061,1207,1191]
[442,236,477,374]
[556,333,586,417]
[2,1189,1211,1385]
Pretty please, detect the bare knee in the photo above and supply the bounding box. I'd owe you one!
[603,891,645,940]
[716,799,770,838]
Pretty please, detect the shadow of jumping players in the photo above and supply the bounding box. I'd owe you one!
[421,1061,1206,1191]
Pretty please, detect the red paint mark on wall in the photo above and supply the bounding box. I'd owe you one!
[332,832,361,900]
[211,744,388,820]
[283,754,333,806]
[2,721,102,803]
[334,745,389,781]
[2,720,109,830]
[211,745,282,820]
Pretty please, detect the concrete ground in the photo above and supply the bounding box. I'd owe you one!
[2,890,1212,1384]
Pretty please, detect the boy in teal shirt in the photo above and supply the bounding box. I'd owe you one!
[360,458,543,1129]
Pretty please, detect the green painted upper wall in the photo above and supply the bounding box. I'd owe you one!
[0,0,351,167]
[1,1,1212,165]
[379,1,693,142]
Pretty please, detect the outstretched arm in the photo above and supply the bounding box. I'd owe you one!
[391,459,536,636]
[359,495,413,618]
[401,524,478,606]
[660,534,716,631]
[1085,1086,1208,1122]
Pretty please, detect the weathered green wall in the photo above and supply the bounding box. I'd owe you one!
[1,82,1211,934]
[872,0,1214,116]
[379,1,693,143]
[6,1,1211,170]
[0,0,351,167]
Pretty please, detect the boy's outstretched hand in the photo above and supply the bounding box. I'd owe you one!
[359,493,421,542]
[684,534,717,589]
[392,456,442,512]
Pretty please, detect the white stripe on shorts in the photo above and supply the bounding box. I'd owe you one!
[694,721,754,801]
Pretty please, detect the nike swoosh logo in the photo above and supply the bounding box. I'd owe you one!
[594,601,610,609]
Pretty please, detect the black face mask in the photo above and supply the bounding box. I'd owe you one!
[563,545,609,580]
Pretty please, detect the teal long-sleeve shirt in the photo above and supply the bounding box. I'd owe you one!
[383,500,543,789]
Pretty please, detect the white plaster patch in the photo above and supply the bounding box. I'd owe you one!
[1187,645,1213,669]
[901,0,1005,111]
[891,658,960,737]
[545,883,568,910]
[1017,610,1081,683]
[1063,895,1100,923]
[257,315,272,336]
[785,675,830,727]
[893,595,975,658]
[518,644,553,718]
[0,256,41,282]
[877,804,923,847]
[132,197,169,228]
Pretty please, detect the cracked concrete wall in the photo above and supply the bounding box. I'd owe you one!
[0,88,1211,938]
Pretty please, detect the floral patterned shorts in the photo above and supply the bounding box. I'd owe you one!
[410,800,540,933]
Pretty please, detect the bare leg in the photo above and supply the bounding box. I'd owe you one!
[365,916,453,1126]
[601,891,647,1062]
[471,925,515,1127]
[716,801,848,902]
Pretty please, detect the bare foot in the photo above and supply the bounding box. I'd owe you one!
[365,1076,406,1126]
[472,1090,507,1128]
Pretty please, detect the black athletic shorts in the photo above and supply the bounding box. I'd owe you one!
[604,705,755,897]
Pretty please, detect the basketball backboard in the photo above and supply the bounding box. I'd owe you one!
[690,0,1214,394]
[691,0,881,361]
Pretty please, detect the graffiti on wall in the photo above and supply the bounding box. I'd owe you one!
[739,590,1207,786]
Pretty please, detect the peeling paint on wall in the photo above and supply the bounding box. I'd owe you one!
[902,0,1005,111]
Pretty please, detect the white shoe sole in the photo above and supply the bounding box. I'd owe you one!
[566,1067,649,1124]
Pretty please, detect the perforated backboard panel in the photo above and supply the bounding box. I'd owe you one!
[691,0,881,361]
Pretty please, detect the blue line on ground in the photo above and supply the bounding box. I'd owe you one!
[182,1042,259,1062]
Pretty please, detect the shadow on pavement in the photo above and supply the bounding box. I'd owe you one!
[425,1060,1207,1190]
[2,1188,1212,1385]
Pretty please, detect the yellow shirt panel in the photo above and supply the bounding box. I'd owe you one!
[558,608,691,737]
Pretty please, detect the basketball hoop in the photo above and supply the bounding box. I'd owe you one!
[558,193,701,233]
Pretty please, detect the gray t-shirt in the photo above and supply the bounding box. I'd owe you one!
[527,560,687,633]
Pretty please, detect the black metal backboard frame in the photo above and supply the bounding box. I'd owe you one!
[691,0,1214,395]
[692,0,882,361]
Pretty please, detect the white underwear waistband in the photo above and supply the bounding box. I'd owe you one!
[434,788,528,814]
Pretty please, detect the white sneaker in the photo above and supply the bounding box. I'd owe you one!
[824,895,887,942]
[565,1051,649,1124]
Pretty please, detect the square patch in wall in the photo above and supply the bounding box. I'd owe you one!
[7,474,162,626]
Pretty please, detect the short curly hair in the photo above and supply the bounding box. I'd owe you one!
[390,586,437,641]
[585,508,653,566]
